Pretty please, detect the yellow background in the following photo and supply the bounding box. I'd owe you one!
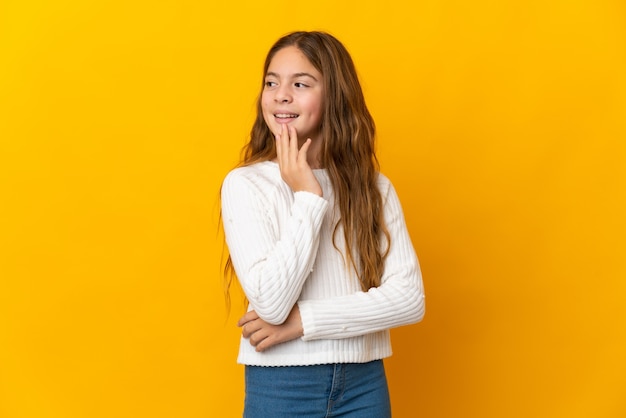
[1,0,625,417]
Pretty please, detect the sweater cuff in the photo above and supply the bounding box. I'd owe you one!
[299,299,343,341]
[293,191,328,224]
[293,190,327,205]
[297,300,316,341]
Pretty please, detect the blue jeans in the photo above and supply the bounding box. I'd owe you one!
[244,360,391,417]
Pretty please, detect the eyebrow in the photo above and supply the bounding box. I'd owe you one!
[266,71,319,82]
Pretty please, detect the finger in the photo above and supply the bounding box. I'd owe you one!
[255,335,273,352]
[249,329,269,348]
[275,124,284,167]
[241,323,258,338]
[241,318,266,338]
[288,125,299,163]
[237,310,259,327]
[253,331,278,352]
[278,124,290,169]
[237,312,254,328]
[298,138,312,164]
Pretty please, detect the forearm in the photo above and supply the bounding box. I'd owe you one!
[298,264,425,340]
[299,176,425,340]
[222,174,329,324]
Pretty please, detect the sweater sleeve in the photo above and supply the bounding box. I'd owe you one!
[221,169,329,325]
[298,179,425,340]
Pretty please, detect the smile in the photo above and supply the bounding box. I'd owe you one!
[274,113,299,119]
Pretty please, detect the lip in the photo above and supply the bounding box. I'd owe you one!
[273,112,299,124]
[273,109,298,115]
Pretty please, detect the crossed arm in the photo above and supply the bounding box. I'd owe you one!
[230,124,425,352]
[237,123,319,352]
[238,305,303,352]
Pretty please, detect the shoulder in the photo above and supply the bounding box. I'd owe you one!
[223,161,278,181]
[376,172,407,215]
[375,172,395,198]
[222,161,281,194]
[376,171,392,187]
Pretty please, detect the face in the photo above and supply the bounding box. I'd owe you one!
[261,46,324,143]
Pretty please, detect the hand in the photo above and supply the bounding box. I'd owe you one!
[275,124,323,197]
[237,305,304,352]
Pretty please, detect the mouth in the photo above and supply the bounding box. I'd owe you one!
[274,113,299,121]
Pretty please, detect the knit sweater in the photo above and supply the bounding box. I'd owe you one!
[221,161,425,366]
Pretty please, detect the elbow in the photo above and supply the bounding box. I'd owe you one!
[386,282,425,327]
[414,297,426,323]
[241,284,289,326]
[397,270,425,325]
[247,300,291,325]
[240,266,298,325]
[407,289,426,325]
[409,269,425,324]
[259,312,288,326]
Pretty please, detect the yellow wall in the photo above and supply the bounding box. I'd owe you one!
[1,1,625,417]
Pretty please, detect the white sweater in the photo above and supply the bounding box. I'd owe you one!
[221,161,425,366]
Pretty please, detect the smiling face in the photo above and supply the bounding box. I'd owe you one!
[261,46,324,143]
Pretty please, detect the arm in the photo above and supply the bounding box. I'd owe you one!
[237,305,303,352]
[238,178,425,350]
[221,172,328,325]
[222,125,326,325]
[297,179,425,340]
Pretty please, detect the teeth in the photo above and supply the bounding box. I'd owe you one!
[275,114,298,118]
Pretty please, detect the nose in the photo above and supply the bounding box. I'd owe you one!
[275,85,292,103]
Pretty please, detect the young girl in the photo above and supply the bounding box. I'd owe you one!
[221,31,425,417]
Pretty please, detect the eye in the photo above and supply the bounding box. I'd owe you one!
[264,81,277,88]
[294,82,308,88]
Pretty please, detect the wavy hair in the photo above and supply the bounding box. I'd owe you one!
[224,31,390,307]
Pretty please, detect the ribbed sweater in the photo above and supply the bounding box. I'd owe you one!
[221,161,425,366]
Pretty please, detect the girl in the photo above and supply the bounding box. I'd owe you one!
[221,31,425,417]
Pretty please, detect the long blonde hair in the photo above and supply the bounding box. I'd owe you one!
[224,31,390,307]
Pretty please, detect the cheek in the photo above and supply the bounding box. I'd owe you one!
[260,98,273,123]
[309,94,323,115]
[261,105,279,136]
[310,98,324,122]
[260,95,270,116]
